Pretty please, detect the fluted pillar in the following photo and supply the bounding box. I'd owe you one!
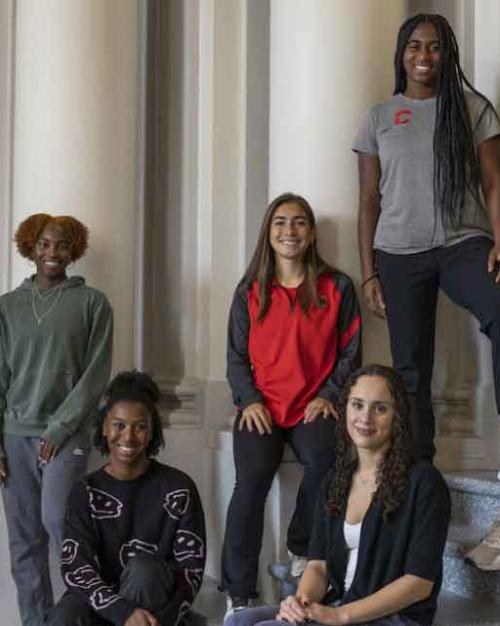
[10,0,141,370]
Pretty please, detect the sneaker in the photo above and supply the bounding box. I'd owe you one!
[465,520,500,570]
[267,561,291,581]
[224,595,249,622]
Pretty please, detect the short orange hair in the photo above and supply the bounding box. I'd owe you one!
[14,214,89,261]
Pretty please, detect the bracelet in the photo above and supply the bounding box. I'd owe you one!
[360,273,378,288]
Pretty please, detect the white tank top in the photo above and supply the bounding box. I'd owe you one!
[344,520,362,591]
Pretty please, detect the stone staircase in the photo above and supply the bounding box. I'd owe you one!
[436,471,500,625]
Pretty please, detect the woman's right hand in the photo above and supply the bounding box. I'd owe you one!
[362,277,386,319]
[239,403,273,435]
[0,458,7,487]
[277,594,309,624]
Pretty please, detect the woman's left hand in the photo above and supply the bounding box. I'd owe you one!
[487,244,500,284]
[38,439,57,464]
[304,397,337,423]
[305,602,345,626]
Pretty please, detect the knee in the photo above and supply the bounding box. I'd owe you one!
[229,607,283,626]
[225,610,271,626]
[48,593,92,626]
[48,605,71,626]
[235,463,277,492]
[122,553,175,595]
[485,318,500,339]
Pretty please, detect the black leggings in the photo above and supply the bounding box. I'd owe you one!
[377,236,500,460]
[220,414,336,598]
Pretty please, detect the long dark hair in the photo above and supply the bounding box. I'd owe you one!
[394,13,498,227]
[240,192,333,321]
[328,364,412,521]
[94,370,165,457]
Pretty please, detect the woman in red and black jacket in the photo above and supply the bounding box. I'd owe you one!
[221,192,361,618]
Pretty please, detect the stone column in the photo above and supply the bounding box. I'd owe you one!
[10,0,141,371]
[0,0,14,297]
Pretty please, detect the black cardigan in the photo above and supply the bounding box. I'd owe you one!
[308,462,450,625]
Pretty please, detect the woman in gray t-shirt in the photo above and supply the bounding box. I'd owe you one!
[353,13,500,462]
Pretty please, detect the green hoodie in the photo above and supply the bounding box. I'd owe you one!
[0,276,113,457]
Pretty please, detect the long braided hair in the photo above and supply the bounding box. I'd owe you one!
[394,13,498,227]
[328,365,412,522]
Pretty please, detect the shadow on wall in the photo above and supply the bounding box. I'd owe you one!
[142,0,187,380]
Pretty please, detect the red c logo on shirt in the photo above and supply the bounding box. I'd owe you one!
[393,109,412,126]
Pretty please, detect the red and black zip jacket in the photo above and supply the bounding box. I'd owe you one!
[226,271,361,428]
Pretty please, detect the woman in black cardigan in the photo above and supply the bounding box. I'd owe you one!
[226,364,450,626]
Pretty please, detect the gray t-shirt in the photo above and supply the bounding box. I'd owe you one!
[352,92,500,254]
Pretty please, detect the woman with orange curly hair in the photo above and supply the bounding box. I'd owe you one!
[0,214,113,626]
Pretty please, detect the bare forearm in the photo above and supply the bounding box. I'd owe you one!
[356,152,381,281]
[358,198,380,279]
[485,186,500,244]
[296,561,328,603]
[338,575,433,625]
[480,136,500,243]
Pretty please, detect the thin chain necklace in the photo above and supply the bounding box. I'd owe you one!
[31,278,66,325]
[356,469,376,487]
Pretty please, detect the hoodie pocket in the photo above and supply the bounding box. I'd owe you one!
[6,369,75,423]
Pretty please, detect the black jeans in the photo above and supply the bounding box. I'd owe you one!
[220,414,336,598]
[377,236,500,461]
[49,554,180,626]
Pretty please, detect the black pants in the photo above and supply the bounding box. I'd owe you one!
[49,554,178,626]
[220,414,336,598]
[377,236,500,461]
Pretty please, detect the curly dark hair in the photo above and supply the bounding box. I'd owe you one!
[239,192,334,321]
[328,364,412,521]
[15,213,89,260]
[94,370,165,457]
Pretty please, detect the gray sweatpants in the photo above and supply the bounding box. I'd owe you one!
[1,433,89,626]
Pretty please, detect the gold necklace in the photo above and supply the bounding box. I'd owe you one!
[356,470,376,487]
[31,279,65,325]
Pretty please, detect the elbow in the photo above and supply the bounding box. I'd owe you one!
[411,577,434,602]
[358,195,381,219]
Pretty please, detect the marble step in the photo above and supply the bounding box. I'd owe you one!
[443,523,500,602]
[444,472,500,528]
[434,590,500,626]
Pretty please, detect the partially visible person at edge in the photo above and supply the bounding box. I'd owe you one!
[226,364,450,626]
[49,371,206,626]
[353,13,500,462]
[221,193,361,619]
[0,214,113,626]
